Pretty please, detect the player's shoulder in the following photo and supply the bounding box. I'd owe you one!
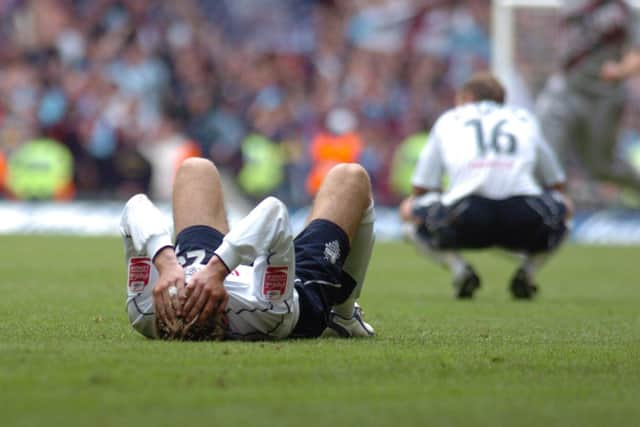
[436,101,534,123]
[502,104,539,124]
[433,103,485,128]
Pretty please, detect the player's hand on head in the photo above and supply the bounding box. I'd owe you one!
[183,255,229,325]
[152,247,186,326]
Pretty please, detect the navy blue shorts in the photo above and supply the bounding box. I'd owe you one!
[174,225,224,267]
[290,219,355,338]
[414,194,567,253]
[174,220,355,339]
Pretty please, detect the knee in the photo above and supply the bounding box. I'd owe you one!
[327,163,371,191]
[177,157,219,178]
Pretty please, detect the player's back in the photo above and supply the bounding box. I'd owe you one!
[432,101,544,205]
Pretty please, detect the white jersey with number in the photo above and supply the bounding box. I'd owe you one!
[120,194,300,341]
[412,101,565,206]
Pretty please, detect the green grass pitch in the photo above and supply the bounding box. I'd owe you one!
[1,235,639,427]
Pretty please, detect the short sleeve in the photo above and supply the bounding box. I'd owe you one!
[411,131,444,190]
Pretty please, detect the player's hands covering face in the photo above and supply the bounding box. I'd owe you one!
[152,247,186,327]
[182,255,229,324]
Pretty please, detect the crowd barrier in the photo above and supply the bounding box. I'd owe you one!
[1,201,640,245]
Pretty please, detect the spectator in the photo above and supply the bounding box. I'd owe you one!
[0,0,535,206]
[5,137,74,200]
[306,108,362,196]
[535,0,640,207]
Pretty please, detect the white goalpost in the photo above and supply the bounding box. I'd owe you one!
[491,0,640,105]
[491,0,561,83]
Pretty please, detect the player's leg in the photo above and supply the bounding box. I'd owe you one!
[404,194,488,299]
[536,79,626,206]
[510,251,556,299]
[307,162,371,239]
[324,191,376,336]
[172,157,229,236]
[309,163,374,297]
[291,163,375,338]
[406,230,479,299]
[585,96,640,190]
[331,199,375,319]
[535,75,580,167]
[171,158,230,337]
[498,194,569,299]
[312,163,376,336]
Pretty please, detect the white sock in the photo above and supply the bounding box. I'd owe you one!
[443,252,469,281]
[405,223,467,279]
[521,252,552,282]
[333,202,375,318]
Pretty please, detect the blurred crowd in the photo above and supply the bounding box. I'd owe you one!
[0,0,637,207]
[0,0,491,205]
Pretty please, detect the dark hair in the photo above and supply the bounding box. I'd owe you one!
[461,72,506,104]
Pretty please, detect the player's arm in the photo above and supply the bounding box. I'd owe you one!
[183,197,295,323]
[601,48,640,81]
[214,197,294,270]
[120,194,185,325]
[400,132,443,223]
[400,186,441,223]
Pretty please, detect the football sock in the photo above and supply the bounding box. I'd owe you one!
[444,252,469,281]
[521,252,552,281]
[405,223,468,279]
[333,202,375,318]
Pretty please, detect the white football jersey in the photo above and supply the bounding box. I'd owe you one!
[412,101,565,206]
[121,194,300,341]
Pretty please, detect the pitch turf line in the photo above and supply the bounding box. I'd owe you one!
[0,236,638,427]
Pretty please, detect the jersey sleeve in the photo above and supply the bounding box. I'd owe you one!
[119,194,173,260]
[214,197,295,303]
[411,130,444,191]
[120,194,171,340]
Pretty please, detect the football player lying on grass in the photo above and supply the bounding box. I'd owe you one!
[121,158,375,341]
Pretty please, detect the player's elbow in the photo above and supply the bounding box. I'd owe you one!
[120,194,151,231]
[125,193,151,207]
[261,196,286,210]
[258,197,293,246]
[260,196,289,220]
